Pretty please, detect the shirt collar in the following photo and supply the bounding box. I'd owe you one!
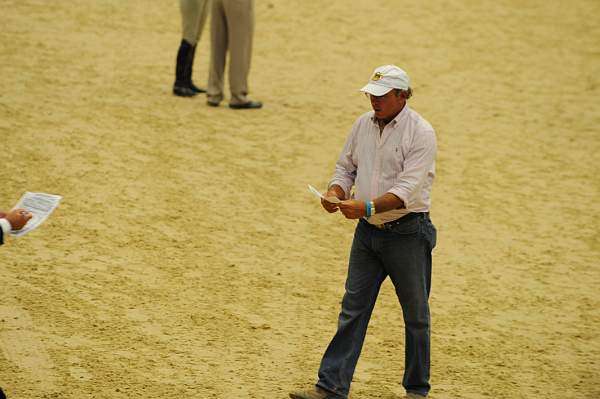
[370,104,410,127]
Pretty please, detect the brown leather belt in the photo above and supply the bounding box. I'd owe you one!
[372,212,428,230]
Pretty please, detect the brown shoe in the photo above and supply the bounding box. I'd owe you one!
[289,386,343,399]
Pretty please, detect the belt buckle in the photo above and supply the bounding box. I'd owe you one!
[374,223,385,230]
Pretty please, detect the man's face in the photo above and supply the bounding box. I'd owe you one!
[369,90,406,122]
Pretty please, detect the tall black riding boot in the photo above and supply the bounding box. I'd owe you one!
[173,39,196,97]
[187,45,206,94]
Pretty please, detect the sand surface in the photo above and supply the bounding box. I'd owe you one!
[1,1,599,398]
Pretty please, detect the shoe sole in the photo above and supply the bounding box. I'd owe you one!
[173,89,197,97]
[229,104,262,109]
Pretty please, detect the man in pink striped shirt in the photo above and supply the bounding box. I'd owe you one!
[291,65,437,399]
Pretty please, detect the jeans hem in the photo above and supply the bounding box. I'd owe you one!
[316,382,347,398]
[406,389,428,397]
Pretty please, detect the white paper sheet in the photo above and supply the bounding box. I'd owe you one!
[9,192,62,237]
[307,184,341,204]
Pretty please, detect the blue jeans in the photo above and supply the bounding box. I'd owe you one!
[317,213,436,398]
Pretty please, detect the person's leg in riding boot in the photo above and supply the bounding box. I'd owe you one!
[187,44,206,93]
[174,0,209,97]
[174,39,195,96]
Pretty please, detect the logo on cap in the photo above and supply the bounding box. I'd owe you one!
[371,72,383,81]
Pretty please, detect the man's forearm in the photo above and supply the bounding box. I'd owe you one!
[373,192,405,214]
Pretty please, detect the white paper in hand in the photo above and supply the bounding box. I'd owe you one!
[10,192,62,237]
[307,184,341,204]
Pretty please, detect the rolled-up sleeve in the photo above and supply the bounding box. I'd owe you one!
[328,125,358,199]
[387,128,436,207]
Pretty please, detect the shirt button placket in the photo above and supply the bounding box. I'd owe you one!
[372,148,381,195]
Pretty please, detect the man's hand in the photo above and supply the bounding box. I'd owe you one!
[4,208,32,230]
[339,200,367,219]
[321,189,341,213]
[321,185,345,213]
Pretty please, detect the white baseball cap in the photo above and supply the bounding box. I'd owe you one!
[360,65,410,96]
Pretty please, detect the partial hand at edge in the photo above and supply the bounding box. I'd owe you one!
[4,208,32,230]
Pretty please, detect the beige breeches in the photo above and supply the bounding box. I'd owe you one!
[180,0,210,45]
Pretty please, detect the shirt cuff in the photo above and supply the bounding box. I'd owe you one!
[0,218,12,235]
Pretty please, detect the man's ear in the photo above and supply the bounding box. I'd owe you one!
[395,89,409,99]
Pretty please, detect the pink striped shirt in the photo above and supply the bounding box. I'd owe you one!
[329,105,437,225]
